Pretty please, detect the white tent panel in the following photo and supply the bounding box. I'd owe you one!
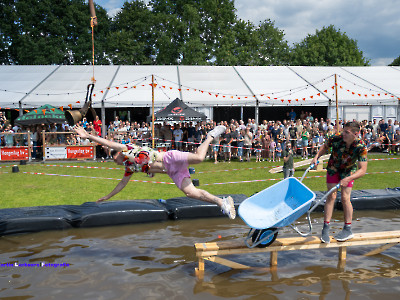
[0,65,58,107]
[289,66,391,105]
[18,65,119,108]
[343,66,400,101]
[235,66,329,107]
[178,66,250,106]
[102,65,180,108]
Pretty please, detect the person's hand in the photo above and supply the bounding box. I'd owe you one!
[340,177,351,187]
[311,157,318,166]
[73,125,89,139]
[96,196,109,204]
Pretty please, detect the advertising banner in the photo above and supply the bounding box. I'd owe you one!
[45,147,67,160]
[66,146,94,159]
[0,147,29,161]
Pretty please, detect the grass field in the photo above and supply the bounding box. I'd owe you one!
[0,154,398,209]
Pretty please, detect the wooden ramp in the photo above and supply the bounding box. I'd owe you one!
[195,230,400,277]
[269,154,330,174]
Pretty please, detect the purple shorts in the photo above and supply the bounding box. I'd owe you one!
[163,150,190,189]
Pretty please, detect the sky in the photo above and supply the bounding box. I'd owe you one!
[93,0,400,66]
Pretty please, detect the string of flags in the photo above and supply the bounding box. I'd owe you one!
[1,74,399,112]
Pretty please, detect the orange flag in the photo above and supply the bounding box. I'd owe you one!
[34,110,38,113]
[42,109,46,115]
[51,108,55,112]
[59,106,64,111]
[68,104,72,109]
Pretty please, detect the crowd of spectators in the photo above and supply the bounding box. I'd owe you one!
[1,110,400,161]
[106,114,400,162]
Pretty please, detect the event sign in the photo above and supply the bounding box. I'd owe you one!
[66,146,94,159]
[0,147,29,161]
[45,146,94,160]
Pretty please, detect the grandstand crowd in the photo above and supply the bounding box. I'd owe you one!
[1,110,400,161]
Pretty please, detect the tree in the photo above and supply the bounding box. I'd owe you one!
[290,25,370,66]
[255,20,290,66]
[107,1,154,64]
[389,56,400,66]
[0,0,111,65]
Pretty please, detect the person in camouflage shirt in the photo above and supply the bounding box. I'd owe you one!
[312,121,368,243]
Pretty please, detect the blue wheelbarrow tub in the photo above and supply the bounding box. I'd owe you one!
[238,177,316,230]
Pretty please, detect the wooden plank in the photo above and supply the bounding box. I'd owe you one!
[205,256,251,269]
[364,243,399,256]
[195,231,400,275]
[269,154,330,173]
[195,231,400,255]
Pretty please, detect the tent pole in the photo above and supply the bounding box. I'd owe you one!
[335,74,339,134]
[152,74,155,149]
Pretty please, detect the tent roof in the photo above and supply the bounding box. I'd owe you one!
[0,65,399,109]
[14,104,66,126]
[152,98,206,122]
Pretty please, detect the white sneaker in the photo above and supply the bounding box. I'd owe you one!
[221,196,236,219]
[208,125,226,139]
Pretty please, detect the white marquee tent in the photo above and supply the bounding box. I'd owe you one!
[0,65,399,122]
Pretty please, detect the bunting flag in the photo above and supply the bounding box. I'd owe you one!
[42,109,46,115]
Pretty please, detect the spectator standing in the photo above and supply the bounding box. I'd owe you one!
[173,124,184,151]
[301,127,309,159]
[93,115,102,136]
[282,142,294,178]
[237,129,245,162]
[4,124,14,146]
[243,127,253,162]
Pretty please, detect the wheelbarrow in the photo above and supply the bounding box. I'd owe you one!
[238,164,340,248]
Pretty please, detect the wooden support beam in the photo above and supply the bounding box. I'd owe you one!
[194,231,400,276]
[364,242,399,256]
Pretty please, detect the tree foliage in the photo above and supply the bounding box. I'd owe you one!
[0,0,111,64]
[389,56,400,66]
[290,25,370,66]
[0,1,369,67]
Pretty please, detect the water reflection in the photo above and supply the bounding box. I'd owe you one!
[0,211,398,299]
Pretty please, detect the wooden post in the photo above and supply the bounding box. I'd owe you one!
[339,246,347,263]
[151,74,155,149]
[335,74,340,134]
[42,131,46,161]
[270,251,278,267]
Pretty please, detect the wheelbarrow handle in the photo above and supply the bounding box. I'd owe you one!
[299,161,319,182]
[309,183,340,214]
[291,183,340,237]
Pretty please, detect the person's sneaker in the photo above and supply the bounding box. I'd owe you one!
[320,223,331,243]
[221,196,236,219]
[208,125,226,139]
[335,225,354,242]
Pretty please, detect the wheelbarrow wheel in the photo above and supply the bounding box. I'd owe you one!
[252,228,278,248]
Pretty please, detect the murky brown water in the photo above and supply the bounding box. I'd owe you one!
[0,210,399,300]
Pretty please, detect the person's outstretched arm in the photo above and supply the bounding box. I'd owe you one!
[97,174,132,203]
[74,125,126,152]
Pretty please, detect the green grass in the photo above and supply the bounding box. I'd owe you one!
[0,154,398,209]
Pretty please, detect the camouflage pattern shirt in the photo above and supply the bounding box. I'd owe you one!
[326,134,368,179]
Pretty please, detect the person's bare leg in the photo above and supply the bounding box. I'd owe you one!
[179,178,236,219]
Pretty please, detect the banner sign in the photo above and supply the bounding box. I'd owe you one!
[0,147,29,161]
[66,146,94,159]
[45,146,94,160]
[45,147,67,160]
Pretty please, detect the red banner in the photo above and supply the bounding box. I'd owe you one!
[0,147,29,161]
[66,146,94,159]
